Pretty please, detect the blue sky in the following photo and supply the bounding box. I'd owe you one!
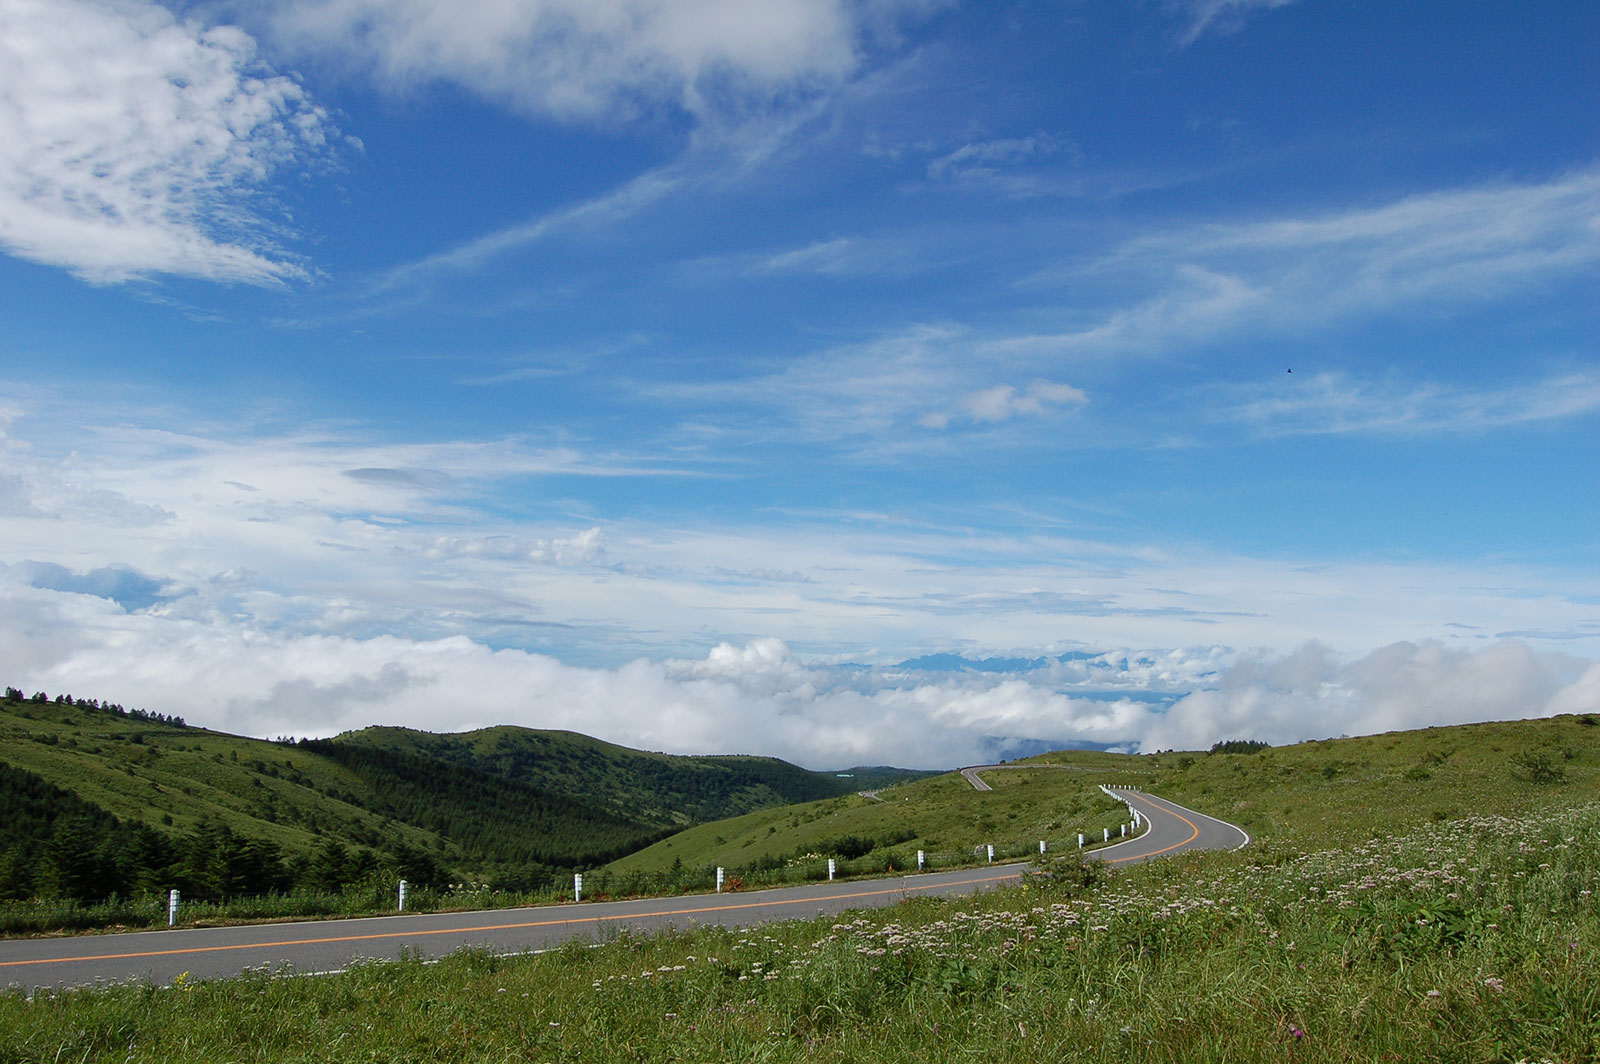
[1,0,1596,767]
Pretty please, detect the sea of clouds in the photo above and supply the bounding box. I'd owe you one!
[2,578,1594,769]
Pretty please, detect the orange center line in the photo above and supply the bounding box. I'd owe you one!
[1104,794,1200,863]
[0,870,1021,969]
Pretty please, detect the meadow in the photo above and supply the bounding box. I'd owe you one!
[2,714,1595,1062]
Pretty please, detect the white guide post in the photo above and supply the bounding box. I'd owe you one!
[716,867,725,892]
[916,849,925,871]
[1104,827,1110,842]
[167,889,179,927]
[986,844,994,863]
[827,858,836,881]
[573,873,583,903]
[1039,840,1047,855]
[1078,833,1084,849]
[398,879,408,912]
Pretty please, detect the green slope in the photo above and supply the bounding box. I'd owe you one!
[0,689,933,903]
[609,714,1600,877]
[327,725,925,830]
[606,756,1142,876]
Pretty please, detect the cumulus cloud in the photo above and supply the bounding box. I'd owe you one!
[262,0,929,122]
[1,586,1592,769]
[920,380,1087,429]
[0,0,339,283]
[1144,640,1599,751]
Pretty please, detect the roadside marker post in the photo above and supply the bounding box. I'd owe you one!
[827,859,836,881]
[1078,833,1084,849]
[1039,840,1046,855]
[986,844,994,864]
[167,889,179,927]
[716,867,725,892]
[398,879,408,912]
[573,874,583,903]
[1121,824,1127,837]
[1104,827,1110,842]
[916,850,925,871]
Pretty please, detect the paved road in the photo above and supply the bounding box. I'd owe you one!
[1095,787,1250,864]
[0,791,1245,993]
[959,763,1093,792]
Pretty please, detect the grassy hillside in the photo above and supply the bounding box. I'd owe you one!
[8,714,1599,1063]
[605,761,1139,878]
[329,726,930,829]
[1131,713,1600,848]
[607,714,1600,883]
[0,688,927,911]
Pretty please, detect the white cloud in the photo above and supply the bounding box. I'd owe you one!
[1217,369,1600,437]
[426,527,607,565]
[3,399,1599,705]
[1,584,1592,768]
[924,133,1077,196]
[1144,640,1599,751]
[1173,0,1298,48]
[0,0,338,283]
[263,0,930,122]
[1008,170,1600,360]
[918,380,1088,429]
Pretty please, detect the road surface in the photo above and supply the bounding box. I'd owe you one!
[0,791,1245,993]
[959,762,1093,791]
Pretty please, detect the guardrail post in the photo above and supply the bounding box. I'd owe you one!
[574,873,583,903]
[167,889,179,927]
[716,867,725,892]
[827,858,836,881]
[916,849,925,871]
[398,879,408,912]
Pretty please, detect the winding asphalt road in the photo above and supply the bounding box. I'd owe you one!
[0,789,1246,993]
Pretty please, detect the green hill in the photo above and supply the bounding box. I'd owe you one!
[325,726,927,829]
[0,687,927,904]
[607,714,1600,880]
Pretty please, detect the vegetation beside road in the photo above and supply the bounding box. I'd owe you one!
[4,727,1596,1062]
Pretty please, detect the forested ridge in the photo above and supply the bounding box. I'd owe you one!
[0,686,917,905]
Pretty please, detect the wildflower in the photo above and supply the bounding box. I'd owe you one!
[1484,977,1504,993]
[1426,990,1442,999]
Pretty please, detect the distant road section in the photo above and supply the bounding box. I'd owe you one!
[0,791,1246,993]
[959,763,1092,792]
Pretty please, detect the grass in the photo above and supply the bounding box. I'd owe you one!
[3,715,1598,1060]
[3,792,1595,1061]
[607,763,1145,878]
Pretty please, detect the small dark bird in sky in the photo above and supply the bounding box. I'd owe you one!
[1287,368,1292,373]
